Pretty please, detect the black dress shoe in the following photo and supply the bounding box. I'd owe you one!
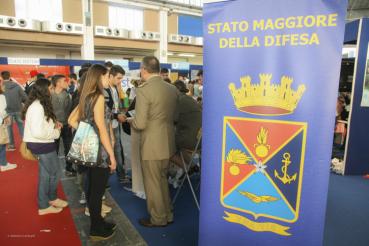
[139,218,167,227]
[90,227,115,241]
[103,221,117,231]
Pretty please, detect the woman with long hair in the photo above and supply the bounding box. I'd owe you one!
[0,84,17,172]
[69,64,117,240]
[23,78,67,215]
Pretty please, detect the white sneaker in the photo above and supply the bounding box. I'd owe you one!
[85,207,106,218]
[38,206,63,215]
[175,168,184,180]
[0,163,17,172]
[172,179,180,189]
[79,192,87,205]
[49,198,68,208]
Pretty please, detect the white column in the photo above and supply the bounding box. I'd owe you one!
[156,9,168,63]
[81,0,94,60]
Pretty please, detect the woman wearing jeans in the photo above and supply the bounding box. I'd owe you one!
[0,85,17,172]
[69,64,117,241]
[23,79,68,215]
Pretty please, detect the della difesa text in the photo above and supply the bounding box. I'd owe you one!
[207,14,338,48]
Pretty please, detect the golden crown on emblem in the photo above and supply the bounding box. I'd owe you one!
[229,74,306,115]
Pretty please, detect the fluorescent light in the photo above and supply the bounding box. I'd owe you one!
[167,52,174,56]
[178,53,196,57]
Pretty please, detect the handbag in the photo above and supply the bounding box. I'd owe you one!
[0,124,9,145]
[20,142,37,161]
[66,101,101,167]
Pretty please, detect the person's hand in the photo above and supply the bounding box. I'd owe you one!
[55,122,63,129]
[4,117,11,126]
[117,114,127,123]
[111,136,115,148]
[109,155,117,173]
[127,117,133,124]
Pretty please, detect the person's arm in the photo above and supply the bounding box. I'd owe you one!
[29,106,60,140]
[68,107,79,129]
[129,88,149,130]
[174,91,180,124]
[65,93,72,116]
[19,86,28,103]
[110,122,115,147]
[128,97,136,111]
[94,95,116,172]
[0,96,7,123]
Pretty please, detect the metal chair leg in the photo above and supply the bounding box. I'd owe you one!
[172,151,200,210]
[172,151,191,204]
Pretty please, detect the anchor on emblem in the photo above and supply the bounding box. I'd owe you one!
[274,153,297,184]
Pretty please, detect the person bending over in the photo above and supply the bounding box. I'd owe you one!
[169,80,202,187]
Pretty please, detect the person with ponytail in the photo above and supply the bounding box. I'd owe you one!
[23,78,68,215]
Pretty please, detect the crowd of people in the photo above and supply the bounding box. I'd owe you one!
[0,56,203,241]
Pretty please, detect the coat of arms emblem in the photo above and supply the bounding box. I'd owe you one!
[221,74,307,236]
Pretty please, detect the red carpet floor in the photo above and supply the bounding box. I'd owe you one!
[0,127,81,246]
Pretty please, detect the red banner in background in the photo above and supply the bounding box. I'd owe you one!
[0,65,70,85]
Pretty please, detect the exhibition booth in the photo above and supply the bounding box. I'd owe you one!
[0,57,203,88]
[335,18,369,175]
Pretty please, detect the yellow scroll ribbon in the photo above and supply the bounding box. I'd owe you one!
[223,211,291,236]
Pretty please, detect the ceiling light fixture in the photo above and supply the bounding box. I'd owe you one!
[178,53,196,57]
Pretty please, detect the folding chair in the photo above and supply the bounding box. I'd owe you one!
[172,129,202,211]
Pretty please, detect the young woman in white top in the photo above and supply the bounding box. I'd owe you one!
[23,78,68,215]
[0,84,17,172]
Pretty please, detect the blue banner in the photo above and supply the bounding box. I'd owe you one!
[199,0,348,245]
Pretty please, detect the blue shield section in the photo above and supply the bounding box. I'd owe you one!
[266,130,305,211]
[223,171,295,221]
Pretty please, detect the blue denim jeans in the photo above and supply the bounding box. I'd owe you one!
[7,112,24,147]
[0,144,6,166]
[36,151,62,209]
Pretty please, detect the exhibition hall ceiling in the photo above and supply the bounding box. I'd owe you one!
[348,0,369,10]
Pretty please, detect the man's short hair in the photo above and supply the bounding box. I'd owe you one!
[105,61,114,68]
[141,56,160,74]
[174,80,189,93]
[78,67,89,78]
[1,71,10,80]
[51,74,66,87]
[81,62,92,69]
[37,73,45,79]
[197,70,203,77]
[69,73,77,80]
[164,78,172,84]
[160,68,169,74]
[110,65,125,77]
